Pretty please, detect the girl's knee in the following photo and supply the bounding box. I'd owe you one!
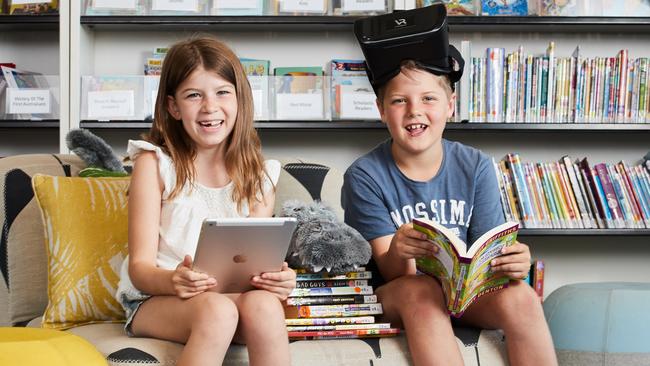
[191,292,239,331]
[238,290,284,321]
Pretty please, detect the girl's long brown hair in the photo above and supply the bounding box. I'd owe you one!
[146,36,268,212]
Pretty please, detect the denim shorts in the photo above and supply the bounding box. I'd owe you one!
[117,289,151,337]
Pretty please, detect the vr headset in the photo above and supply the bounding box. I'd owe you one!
[353,4,464,93]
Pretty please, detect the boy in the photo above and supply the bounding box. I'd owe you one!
[342,5,557,365]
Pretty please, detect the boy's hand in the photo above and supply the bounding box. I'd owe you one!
[172,255,217,299]
[251,262,296,301]
[490,241,531,280]
[391,223,439,260]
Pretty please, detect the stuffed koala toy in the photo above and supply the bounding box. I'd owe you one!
[282,199,371,274]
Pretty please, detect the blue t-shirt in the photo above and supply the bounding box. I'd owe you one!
[342,138,505,247]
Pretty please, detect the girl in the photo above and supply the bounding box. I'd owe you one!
[116,36,296,366]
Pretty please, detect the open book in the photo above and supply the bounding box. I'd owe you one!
[412,218,519,317]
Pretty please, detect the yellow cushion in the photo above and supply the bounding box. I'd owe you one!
[0,327,107,365]
[32,175,130,330]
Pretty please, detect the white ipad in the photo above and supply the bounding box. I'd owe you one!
[192,217,297,293]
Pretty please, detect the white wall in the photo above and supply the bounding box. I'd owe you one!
[3,27,650,297]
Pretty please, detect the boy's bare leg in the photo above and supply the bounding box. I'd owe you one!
[377,275,463,366]
[232,290,291,366]
[458,280,558,366]
[130,292,239,366]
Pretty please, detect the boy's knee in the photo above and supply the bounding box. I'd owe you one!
[498,281,542,321]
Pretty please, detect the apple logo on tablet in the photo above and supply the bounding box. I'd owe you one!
[233,254,247,263]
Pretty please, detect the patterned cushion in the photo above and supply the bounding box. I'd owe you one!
[0,154,86,326]
[32,175,130,329]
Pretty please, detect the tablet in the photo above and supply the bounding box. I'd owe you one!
[192,217,297,293]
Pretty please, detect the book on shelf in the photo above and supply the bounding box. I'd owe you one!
[329,59,378,120]
[413,218,519,317]
[84,0,146,15]
[495,154,650,230]
[480,0,528,15]
[1,65,53,120]
[241,58,270,119]
[418,0,476,15]
[8,0,58,14]
[296,270,372,281]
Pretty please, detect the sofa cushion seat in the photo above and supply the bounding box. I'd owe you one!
[27,318,506,366]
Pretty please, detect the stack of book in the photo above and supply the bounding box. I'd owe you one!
[284,268,400,340]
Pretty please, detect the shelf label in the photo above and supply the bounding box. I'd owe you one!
[342,0,385,12]
[7,89,51,114]
[340,86,379,119]
[88,90,135,119]
[12,0,52,5]
[248,75,268,119]
[152,0,199,12]
[93,0,137,10]
[215,0,259,9]
[276,93,323,119]
[280,0,326,13]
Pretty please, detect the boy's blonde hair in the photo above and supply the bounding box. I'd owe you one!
[376,59,453,103]
[145,36,269,211]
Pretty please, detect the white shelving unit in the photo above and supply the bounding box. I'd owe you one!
[2,9,650,293]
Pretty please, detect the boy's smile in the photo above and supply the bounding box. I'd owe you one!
[377,68,455,160]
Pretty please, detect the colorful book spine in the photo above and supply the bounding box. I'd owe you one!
[296,279,368,288]
[285,316,375,326]
[289,286,373,297]
[287,327,400,340]
[296,271,372,281]
[284,303,384,318]
[286,295,377,306]
[286,322,391,332]
[594,163,625,228]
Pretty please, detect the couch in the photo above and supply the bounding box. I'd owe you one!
[0,153,508,365]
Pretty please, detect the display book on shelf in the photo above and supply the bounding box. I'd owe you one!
[456,39,650,125]
[493,152,650,230]
[284,268,399,340]
[0,65,58,120]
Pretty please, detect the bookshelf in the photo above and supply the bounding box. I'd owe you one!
[2,7,649,295]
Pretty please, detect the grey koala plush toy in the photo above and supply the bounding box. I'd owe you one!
[282,199,372,274]
[66,128,129,177]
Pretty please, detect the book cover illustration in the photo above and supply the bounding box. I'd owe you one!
[8,0,58,14]
[538,0,577,16]
[420,0,476,15]
[481,0,528,15]
[274,66,323,94]
[1,66,56,120]
[413,218,519,317]
[329,59,376,119]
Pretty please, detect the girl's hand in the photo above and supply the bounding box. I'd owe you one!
[390,223,438,260]
[491,241,532,280]
[251,262,296,301]
[172,255,217,299]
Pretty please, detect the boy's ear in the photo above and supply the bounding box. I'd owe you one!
[447,93,456,119]
[167,95,181,120]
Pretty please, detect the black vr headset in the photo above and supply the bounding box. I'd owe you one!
[353,4,464,93]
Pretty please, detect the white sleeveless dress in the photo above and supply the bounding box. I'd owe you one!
[115,140,280,335]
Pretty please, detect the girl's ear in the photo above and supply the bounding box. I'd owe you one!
[167,95,181,120]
